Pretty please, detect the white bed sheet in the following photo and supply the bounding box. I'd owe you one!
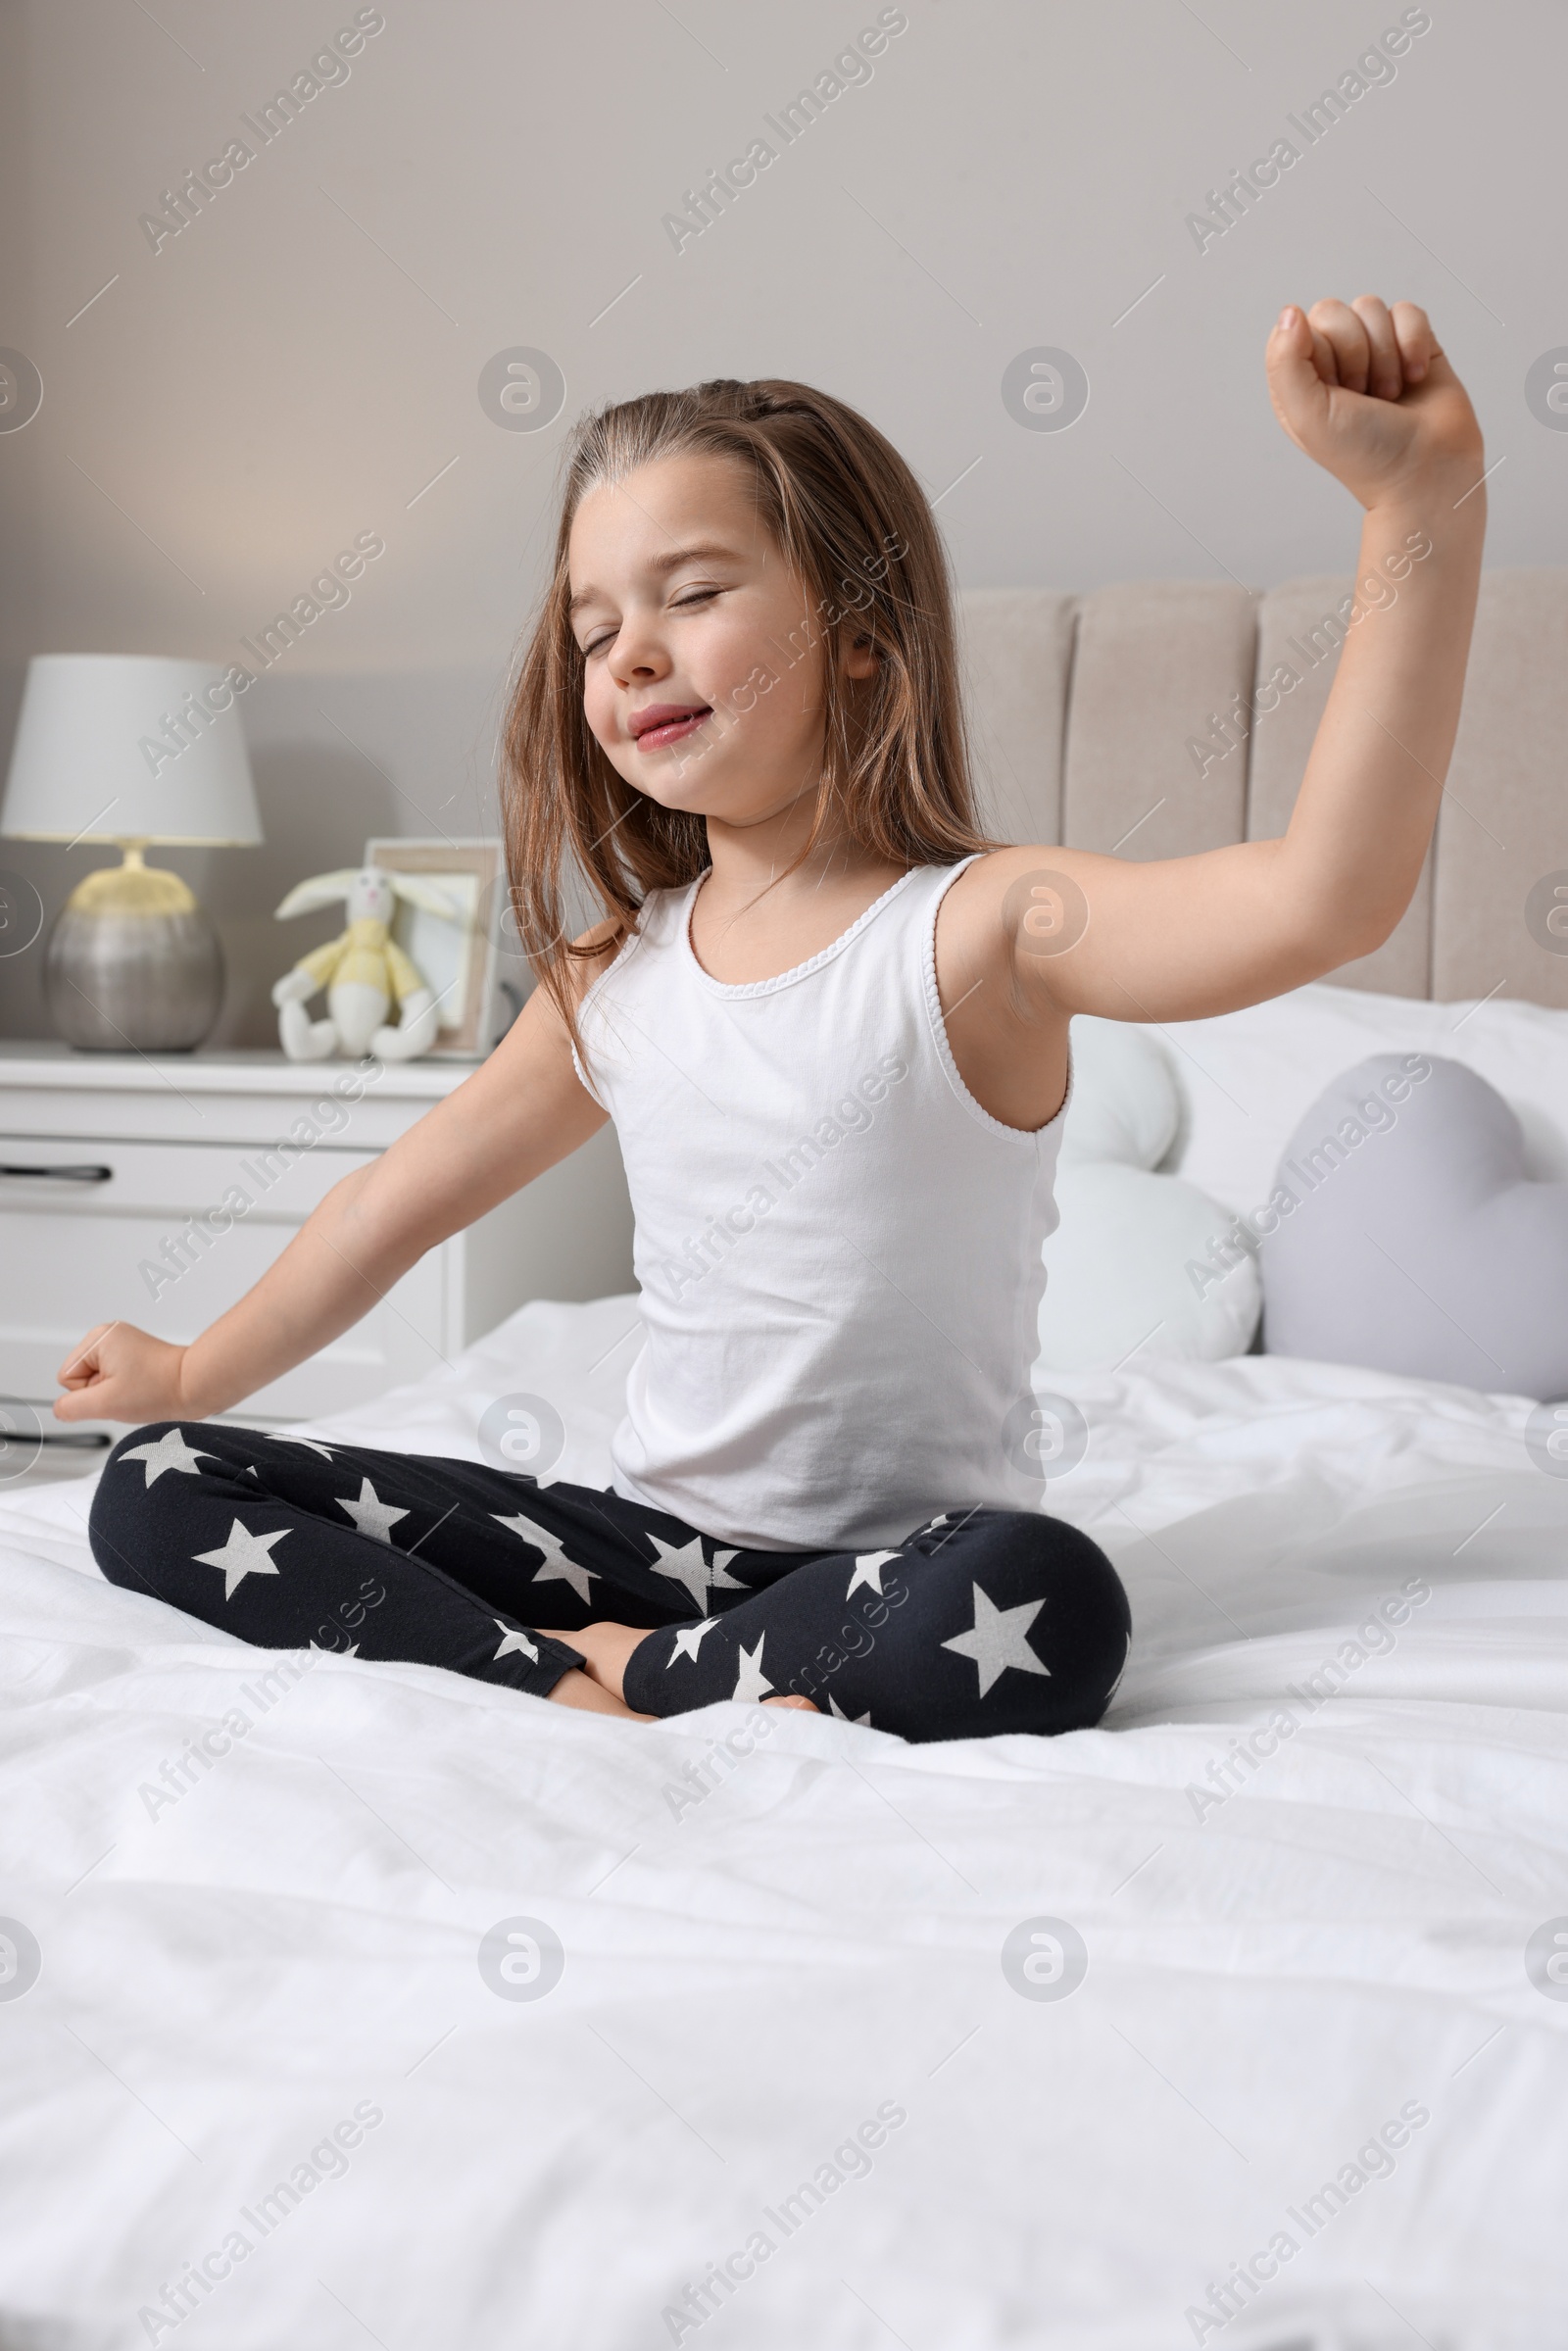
[3,1295,1566,2350]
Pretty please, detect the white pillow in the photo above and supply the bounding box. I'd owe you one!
[1057,1017,1180,1169]
[1038,1018,1261,1372]
[1141,983,1568,1218]
[1041,1162,1261,1371]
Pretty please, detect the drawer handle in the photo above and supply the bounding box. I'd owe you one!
[0,1162,114,1183]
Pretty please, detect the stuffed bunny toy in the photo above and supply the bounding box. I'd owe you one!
[271,865,463,1062]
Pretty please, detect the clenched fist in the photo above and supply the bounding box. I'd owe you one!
[1266,297,1484,511]
[55,1322,191,1427]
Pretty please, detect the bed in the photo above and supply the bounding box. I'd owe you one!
[3,572,1566,2348]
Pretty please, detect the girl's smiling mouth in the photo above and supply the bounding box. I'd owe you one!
[628,702,712,751]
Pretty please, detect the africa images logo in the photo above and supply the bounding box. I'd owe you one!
[1184,9,1432,255]
[661,11,909,253]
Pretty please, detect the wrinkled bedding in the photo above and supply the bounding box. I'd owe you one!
[2,1294,1565,2349]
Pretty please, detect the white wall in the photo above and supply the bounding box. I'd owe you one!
[1,0,1559,1042]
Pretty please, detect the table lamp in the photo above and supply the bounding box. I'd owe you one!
[1,654,263,1052]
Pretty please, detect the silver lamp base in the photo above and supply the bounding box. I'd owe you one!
[44,846,224,1053]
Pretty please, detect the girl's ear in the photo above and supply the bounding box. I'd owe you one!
[840,629,879,682]
[390,874,464,922]
[274,869,360,919]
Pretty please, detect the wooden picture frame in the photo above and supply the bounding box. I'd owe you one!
[363,836,504,1059]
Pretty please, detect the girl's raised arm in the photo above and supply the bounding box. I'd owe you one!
[53,961,610,1427]
[950,298,1487,1029]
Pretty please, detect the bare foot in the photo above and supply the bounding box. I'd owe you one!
[545,1667,655,1720]
[561,1620,654,1703]
[543,1624,824,1718]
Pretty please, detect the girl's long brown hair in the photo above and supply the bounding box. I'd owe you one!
[499,376,992,1034]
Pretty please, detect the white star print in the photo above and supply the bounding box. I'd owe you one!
[309,1639,360,1656]
[941,1584,1051,1698]
[491,1511,597,1605]
[668,1618,719,1665]
[270,1434,336,1460]
[336,1478,410,1545]
[193,1520,289,1601]
[731,1637,773,1703]
[119,1427,216,1488]
[709,1547,747,1590]
[847,1548,901,1598]
[492,1621,539,1662]
[645,1531,710,1614]
[828,1694,872,1725]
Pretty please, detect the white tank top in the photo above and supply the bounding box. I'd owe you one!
[574,857,1069,1551]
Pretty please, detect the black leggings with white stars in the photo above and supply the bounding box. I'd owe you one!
[89,1422,1131,1743]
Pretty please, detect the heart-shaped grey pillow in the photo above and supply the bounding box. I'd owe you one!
[1260,1053,1568,1400]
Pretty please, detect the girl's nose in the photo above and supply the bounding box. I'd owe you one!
[609,618,670,687]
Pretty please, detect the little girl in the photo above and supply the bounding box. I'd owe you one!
[67,297,1485,1742]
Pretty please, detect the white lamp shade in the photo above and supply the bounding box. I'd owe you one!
[1,654,263,845]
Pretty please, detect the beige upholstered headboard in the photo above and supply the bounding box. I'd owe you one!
[958,570,1568,1007]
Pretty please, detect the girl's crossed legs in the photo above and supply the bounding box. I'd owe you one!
[89,1423,1131,1744]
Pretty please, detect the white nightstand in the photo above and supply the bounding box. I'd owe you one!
[0,1044,635,1440]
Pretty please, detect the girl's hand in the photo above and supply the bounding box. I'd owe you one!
[55,1322,191,1425]
[1266,296,1483,510]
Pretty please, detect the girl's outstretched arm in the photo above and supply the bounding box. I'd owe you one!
[943,297,1487,1050]
[53,961,611,1425]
